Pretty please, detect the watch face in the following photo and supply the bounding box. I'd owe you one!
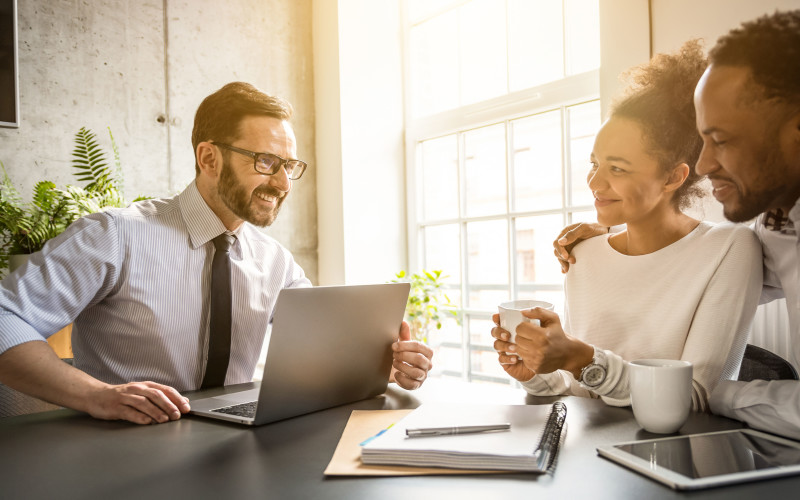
[582,364,607,387]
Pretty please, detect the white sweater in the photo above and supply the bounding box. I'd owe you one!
[521,222,763,411]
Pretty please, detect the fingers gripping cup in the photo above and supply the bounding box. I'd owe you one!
[497,300,555,357]
[629,359,693,434]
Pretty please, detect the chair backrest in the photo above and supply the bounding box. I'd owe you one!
[0,358,72,418]
[738,344,799,382]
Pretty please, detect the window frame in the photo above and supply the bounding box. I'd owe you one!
[401,1,601,383]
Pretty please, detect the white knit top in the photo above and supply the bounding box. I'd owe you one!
[520,221,763,411]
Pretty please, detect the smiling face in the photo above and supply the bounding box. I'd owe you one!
[694,64,800,222]
[212,115,296,228]
[588,117,680,228]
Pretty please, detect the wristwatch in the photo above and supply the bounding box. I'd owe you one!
[579,347,608,388]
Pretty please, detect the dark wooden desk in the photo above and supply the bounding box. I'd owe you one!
[0,378,797,499]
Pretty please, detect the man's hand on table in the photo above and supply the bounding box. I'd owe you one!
[87,381,191,425]
[0,341,190,426]
[390,320,433,390]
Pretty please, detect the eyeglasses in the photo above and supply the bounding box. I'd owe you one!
[212,142,307,180]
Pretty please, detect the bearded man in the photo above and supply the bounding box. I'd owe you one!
[0,82,433,425]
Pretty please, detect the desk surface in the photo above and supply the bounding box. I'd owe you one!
[0,378,797,500]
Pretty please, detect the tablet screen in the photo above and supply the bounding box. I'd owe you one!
[614,430,800,479]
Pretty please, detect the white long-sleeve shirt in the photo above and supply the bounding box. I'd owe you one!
[710,200,800,438]
[522,221,763,412]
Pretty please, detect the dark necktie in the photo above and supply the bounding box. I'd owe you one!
[201,233,235,388]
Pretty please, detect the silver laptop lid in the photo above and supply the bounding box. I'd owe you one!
[252,282,410,425]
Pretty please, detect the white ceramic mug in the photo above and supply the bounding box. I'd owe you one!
[497,300,554,357]
[628,359,693,434]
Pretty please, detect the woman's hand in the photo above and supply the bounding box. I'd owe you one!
[491,313,536,382]
[499,308,594,379]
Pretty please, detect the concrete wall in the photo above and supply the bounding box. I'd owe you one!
[0,0,318,283]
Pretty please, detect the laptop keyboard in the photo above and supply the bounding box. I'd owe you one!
[211,401,258,418]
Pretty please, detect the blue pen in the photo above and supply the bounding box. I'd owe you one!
[360,423,395,446]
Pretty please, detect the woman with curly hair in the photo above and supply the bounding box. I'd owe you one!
[491,41,763,412]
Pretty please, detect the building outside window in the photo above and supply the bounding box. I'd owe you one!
[403,0,602,384]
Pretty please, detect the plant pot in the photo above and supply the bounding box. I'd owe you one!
[8,254,73,359]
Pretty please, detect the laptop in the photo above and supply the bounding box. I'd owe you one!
[189,282,410,426]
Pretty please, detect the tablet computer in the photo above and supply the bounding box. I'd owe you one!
[597,429,800,490]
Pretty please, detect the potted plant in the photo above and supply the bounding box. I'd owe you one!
[392,269,458,343]
[0,127,148,356]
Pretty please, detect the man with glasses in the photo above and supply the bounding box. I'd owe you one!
[0,82,433,425]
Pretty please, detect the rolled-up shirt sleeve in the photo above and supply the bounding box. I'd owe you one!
[0,212,120,354]
[710,379,800,440]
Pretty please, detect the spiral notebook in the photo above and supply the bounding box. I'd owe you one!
[360,402,567,473]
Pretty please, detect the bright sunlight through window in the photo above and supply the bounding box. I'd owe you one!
[404,0,602,384]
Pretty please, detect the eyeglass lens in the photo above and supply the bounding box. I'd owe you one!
[256,154,303,179]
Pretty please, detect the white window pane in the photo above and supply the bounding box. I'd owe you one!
[471,349,508,380]
[407,0,461,24]
[570,210,597,224]
[467,219,508,286]
[467,219,509,310]
[424,223,462,282]
[429,316,462,363]
[458,0,508,105]
[469,316,497,349]
[511,110,563,212]
[443,287,463,310]
[421,135,459,220]
[508,0,564,90]
[464,124,506,217]
[409,12,459,117]
[468,289,511,312]
[565,0,600,75]
[568,101,601,207]
[515,214,565,286]
[437,346,464,375]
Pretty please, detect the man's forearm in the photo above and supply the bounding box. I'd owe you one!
[710,379,800,440]
[0,341,104,413]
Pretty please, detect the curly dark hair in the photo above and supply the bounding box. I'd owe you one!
[609,40,707,211]
[709,9,800,111]
[191,82,293,175]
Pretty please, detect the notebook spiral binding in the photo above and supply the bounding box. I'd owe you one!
[534,401,568,473]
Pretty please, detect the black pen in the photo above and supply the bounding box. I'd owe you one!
[405,423,511,437]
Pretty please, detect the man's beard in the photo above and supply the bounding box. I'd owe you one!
[722,142,792,223]
[217,159,285,227]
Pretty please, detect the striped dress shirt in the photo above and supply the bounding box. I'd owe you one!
[0,181,311,391]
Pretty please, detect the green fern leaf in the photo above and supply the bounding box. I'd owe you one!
[72,127,117,194]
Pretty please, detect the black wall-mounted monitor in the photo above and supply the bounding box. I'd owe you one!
[0,0,19,128]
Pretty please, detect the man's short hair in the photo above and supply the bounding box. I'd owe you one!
[191,82,294,175]
[709,9,800,109]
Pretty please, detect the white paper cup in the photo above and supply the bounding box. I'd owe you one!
[497,300,554,357]
[629,359,693,434]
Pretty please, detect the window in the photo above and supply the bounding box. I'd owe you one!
[404,0,602,383]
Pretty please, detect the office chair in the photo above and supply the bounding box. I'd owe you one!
[0,358,71,418]
[0,384,62,418]
[737,344,799,382]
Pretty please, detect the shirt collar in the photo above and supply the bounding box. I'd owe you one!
[178,180,242,249]
[762,197,800,236]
